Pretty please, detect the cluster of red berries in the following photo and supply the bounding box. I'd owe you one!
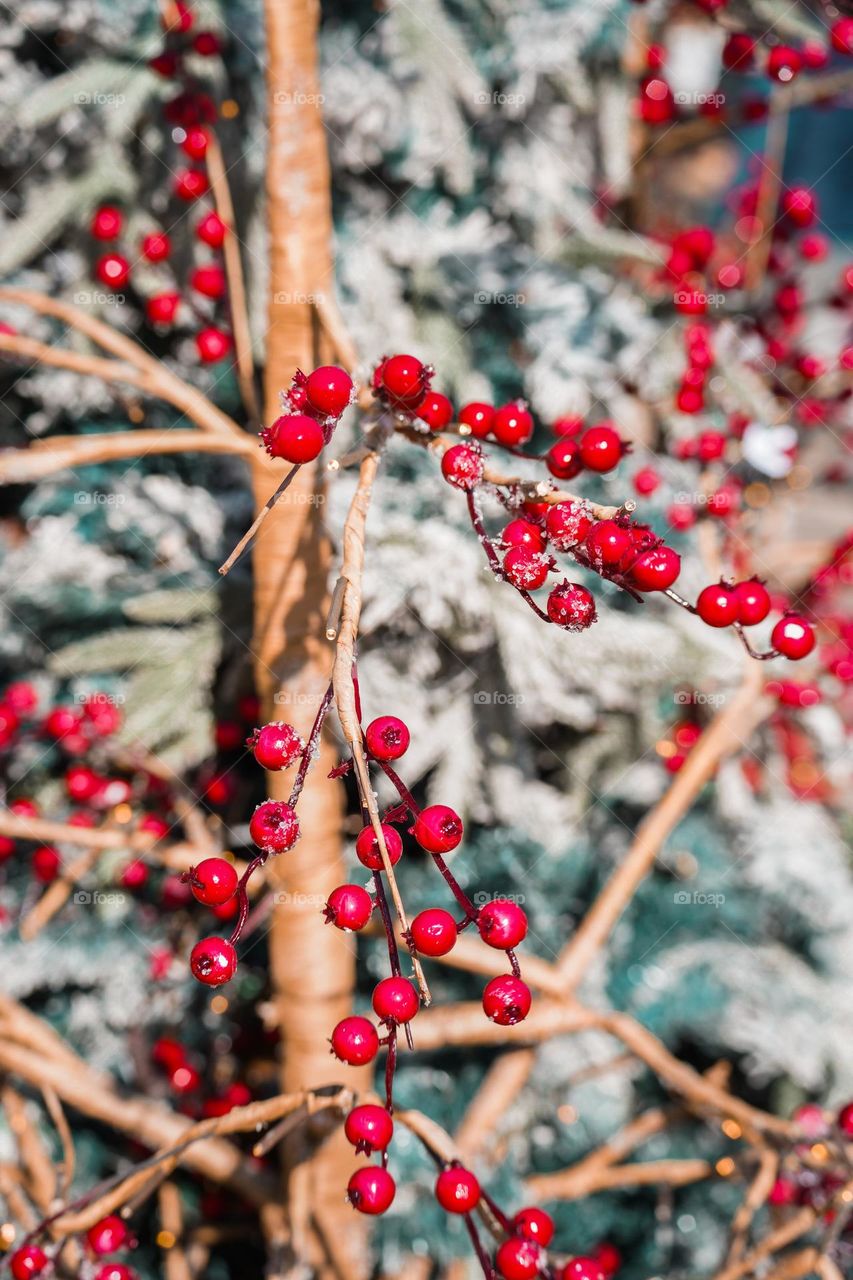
[151,1035,251,1111]
[260,364,354,464]
[658,716,703,774]
[765,1100,853,1221]
[0,683,122,755]
[693,579,815,658]
[9,1215,135,1280]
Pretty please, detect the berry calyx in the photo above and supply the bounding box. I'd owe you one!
[734,578,771,626]
[249,722,305,770]
[372,976,419,1024]
[496,1237,541,1280]
[9,1247,48,1280]
[375,354,429,407]
[416,391,454,430]
[347,1165,396,1214]
[441,443,484,490]
[546,439,582,480]
[146,293,181,326]
[413,804,463,853]
[629,545,681,592]
[579,424,625,472]
[503,546,550,590]
[695,583,740,628]
[477,900,528,950]
[189,936,237,986]
[771,614,816,660]
[261,413,326,464]
[86,1215,128,1256]
[324,884,374,931]
[410,907,458,956]
[483,975,531,1025]
[435,1166,481,1213]
[562,1260,606,1280]
[95,254,130,288]
[344,1104,394,1153]
[493,401,534,447]
[355,823,403,870]
[196,328,232,363]
[331,1016,379,1065]
[545,501,593,550]
[513,1207,554,1246]
[91,206,123,240]
[187,857,238,906]
[459,402,494,437]
[365,715,410,761]
[305,365,354,417]
[248,800,300,853]
[546,581,596,631]
[196,212,227,247]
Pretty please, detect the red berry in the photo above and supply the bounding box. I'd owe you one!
[345,1104,394,1153]
[196,212,227,248]
[513,1207,554,1246]
[771,615,815,660]
[769,1176,799,1205]
[65,765,101,802]
[365,715,410,761]
[782,187,817,228]
[355,823,403,870]
[10,1247,48,1280]
[734,579,771,626]
[376,354,429,407]
[563,1259,606,1280]
[87,1215,127,1256]
[181,125,209,160]
[32,846,61,883]
[496,1238,540,1280]
[546,581,596,631]
[410,907,457,956]
[837,1101,853,1136]
[248,800,300,853]
[193,31,222,55]
[416,391,454,430]
[372,976,419,1024]
[191,265,226,299]
[459,402,494,438]
[503,546,550,590]
[91,206,123,240]
[189,936,237,986]
[120,859,149,890]
[441,443,484,490]
[477,900,528,950]
[261,413,325,464]
[482,975,532,1025]
[305,365,354,418]
[94,1269,136,1280]
[722,33,756,69]
[146,292,181,326]
[593,1243,622,1277]
[435,1166,480,1214]
[831,17,853,54]
[4,681,37,714]
[493,401,534,447]
[347,1165,395,1214]
[629,545,681,592]
[579,424,624,472]
[149,51,180,77]
[502,519,545,552]
[413,804,463,853]
[552,415,584,437]
[174,169,209,200]
[767,45,802,82]
[325,884,373,931]
[249,722,304,770]
[633,466,660,496]
[545,501,593,551]
[188,857,238,906]
[695,583,740,628]
[585,520,632,569]
[95,254,130,288]
[196,328,232,363]
[546,439,582,480]
[638,76,675,126]
[331,1016,379,1066]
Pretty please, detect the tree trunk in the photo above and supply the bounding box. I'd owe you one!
[255,1,368,1273]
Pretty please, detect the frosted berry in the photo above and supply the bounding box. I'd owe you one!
[188,858,238,906]
[629,545,681,592]
[417,391,454,430]
[410,907,457,956]
[546,439,582,480]
[196,328,232,362]
[181,125,209,160]
[146,293,181,326]
[441,443,484,490]
[305,365,354,417]
[372,976,419,1024]
[496,1238,540,1280]
[546,581,596,631]
[375,354,429,407]
[483,975,532,1025]
[190,936,237,986]
[771,615,815,660]
[91,206,123,240]
[493,401,534,447]
[413,804,463,853]
[87,1215,127,1256]
[502,519,545,552]
[734,579,771,626]
[331,1017,379,1066]
[579,424,624,472]
[261,413,325,464]
[477,900,528,950]
[585,521,632,568]
[32,846,61,883]
[365,715,410,761]
[435,1166,480,1214]
[249,722,304,770]
[191,265,226,299]
[513,1207,554,1246]
[249,800,300,853]
[545,501,593,550]
[196,212,227,247]
[459,402,494,438]
[696,583,739,628]
[9,1247,48,1280]
[96,254,130,288]
[503,546,550,590]
[355,823,403,870]
[345,1104,394,1153]
[174,169,209,200]
[347,1165,395,1214]
[562,1260,605,1280]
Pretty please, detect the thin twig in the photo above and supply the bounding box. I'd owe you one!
[218,464,300,575]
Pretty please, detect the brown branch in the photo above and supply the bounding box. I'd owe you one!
[40,1087,75,1202]
[526,1103,672,1200]
[1,1086,56,1213]
[158,1182,193,1280]
[745,92,790,293]
[727,1143,779,1264]
[218,462,299,576]
[0,428,250,484]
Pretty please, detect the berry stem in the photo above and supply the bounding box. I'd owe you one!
[372,871,415,1052]
[218,463,300,576]
[462,1212,499,1280]
[466,489,551,623]
[288,682,334,807]
[228,854,267,946]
